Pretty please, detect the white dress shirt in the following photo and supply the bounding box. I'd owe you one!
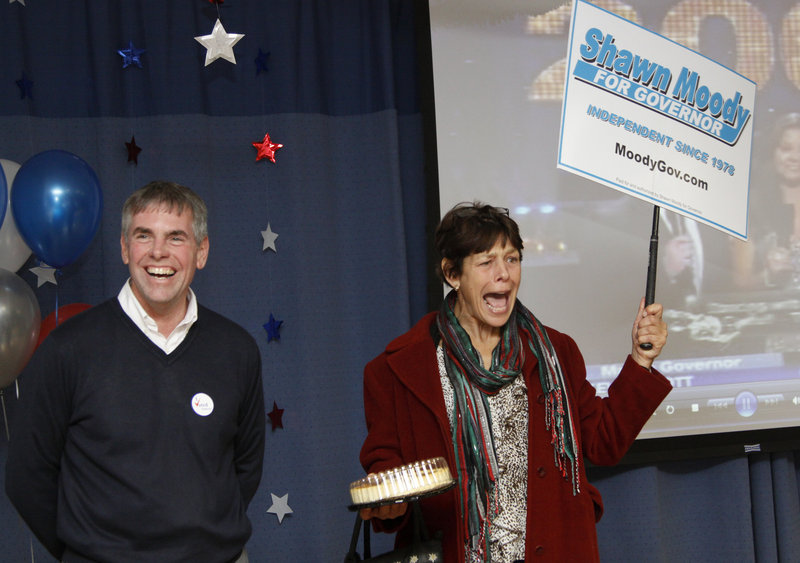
[117,279,198,354]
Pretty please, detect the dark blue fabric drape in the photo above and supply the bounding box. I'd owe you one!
[590,452,800,561]
[0,2,798,562]
[0,2,424,560]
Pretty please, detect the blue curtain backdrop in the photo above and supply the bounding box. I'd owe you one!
[0,1,797,562]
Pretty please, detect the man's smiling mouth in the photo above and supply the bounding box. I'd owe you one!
[147,267,175,278]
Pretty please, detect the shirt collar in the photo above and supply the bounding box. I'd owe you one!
[117,279,198,353]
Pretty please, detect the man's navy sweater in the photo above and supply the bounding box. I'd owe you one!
[5,298,265,562]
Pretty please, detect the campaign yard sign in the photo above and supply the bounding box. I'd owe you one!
[558,0,756,240]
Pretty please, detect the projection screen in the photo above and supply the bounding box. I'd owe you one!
[429,0,800,456]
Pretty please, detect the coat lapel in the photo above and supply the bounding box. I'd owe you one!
[385,313,452,435]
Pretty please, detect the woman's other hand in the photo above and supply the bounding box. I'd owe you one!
[359,502,408,521]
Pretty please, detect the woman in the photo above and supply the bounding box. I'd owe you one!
[732,112,800,289]
[359,202,670,562]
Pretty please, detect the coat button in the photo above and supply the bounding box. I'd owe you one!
[535,545,545,555]
[536,393,545,404]
[537,466,546,478]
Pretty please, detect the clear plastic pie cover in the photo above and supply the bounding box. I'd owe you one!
[349,456,454,506]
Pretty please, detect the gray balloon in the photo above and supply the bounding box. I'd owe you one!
[0,267,40,388]
[0,160,32,272]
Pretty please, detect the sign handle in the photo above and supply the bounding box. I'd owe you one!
[641,205,660,350]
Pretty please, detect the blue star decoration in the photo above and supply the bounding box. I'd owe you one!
[16,71,33,100]
[255,48,271,75]
[267,493,293,524]
[268,401,284,431]
[126,136,142,164]
[263,313,283,342]
[118,40,146,69]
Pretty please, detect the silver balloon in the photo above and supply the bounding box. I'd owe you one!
[0,159,33,272]
[0,267,40,388]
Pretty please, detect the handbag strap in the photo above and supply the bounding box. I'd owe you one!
[344,512,370,561]
[345,501,430,562]
[409,501,430,543]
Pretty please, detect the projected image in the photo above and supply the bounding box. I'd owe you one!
[430,0,800,442]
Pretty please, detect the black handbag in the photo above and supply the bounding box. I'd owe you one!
[343,501,444,563]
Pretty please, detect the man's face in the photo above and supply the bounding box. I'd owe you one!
[775,127,800,186]
[120,205,209,319]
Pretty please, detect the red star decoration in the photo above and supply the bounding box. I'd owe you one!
[125,136,142,164]
[268,401,284,431]
[253,133,283,163]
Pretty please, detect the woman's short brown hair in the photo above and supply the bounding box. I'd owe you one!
[434,201,523,286]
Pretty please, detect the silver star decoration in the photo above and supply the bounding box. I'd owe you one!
[30,265,57,287]
[428,553,439,561]
[10,0,26,5]
[409,557,418,563]
[266,493,293,523]
[261,223,279,252]
[194,18,244,66]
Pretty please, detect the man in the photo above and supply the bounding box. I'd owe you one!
[6,181,265,563]
[659,208,704,308]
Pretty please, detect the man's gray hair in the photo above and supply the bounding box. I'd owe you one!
[121,181,208,243]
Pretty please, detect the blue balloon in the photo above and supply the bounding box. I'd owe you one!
[11,150,103,268]
[0,162,7,231]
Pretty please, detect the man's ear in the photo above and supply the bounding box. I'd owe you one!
[120,233,129,264]
[196,237,210,270]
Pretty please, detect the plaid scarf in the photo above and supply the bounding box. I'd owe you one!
[436,291,580,560]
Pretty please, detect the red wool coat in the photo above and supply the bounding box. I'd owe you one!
[360,312,672,563]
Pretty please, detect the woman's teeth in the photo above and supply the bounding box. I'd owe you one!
[484,294,508,312]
